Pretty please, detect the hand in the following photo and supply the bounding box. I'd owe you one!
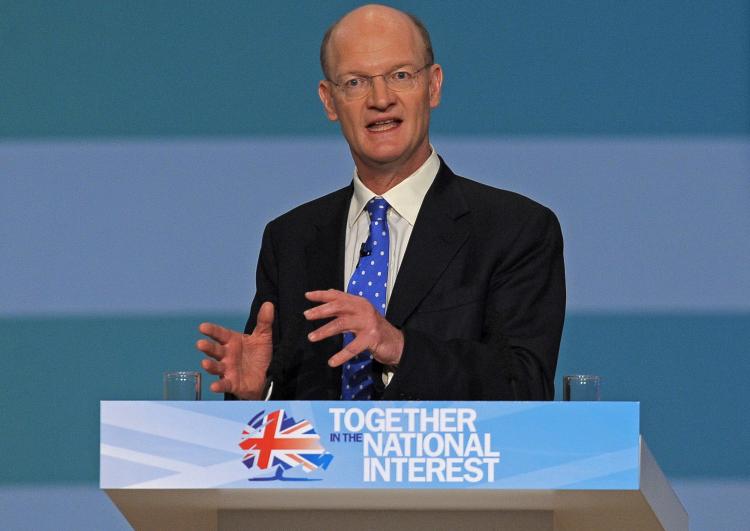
[197,301,274,400]
[304,290,404,367]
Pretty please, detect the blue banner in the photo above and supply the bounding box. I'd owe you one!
[100,401,639,490]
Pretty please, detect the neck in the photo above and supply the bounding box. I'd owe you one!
[355,145,432,195]
[357,172,408,195]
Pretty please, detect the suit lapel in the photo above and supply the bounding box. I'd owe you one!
[305,186,351,293]
[387,163,471,327]
[302,185,351,398]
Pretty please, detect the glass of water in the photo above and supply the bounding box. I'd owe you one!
[163,371,201,400]
[563,375,601,401]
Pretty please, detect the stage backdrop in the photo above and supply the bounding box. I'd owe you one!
[1,2,748,530]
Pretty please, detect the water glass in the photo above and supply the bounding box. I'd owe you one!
[563,375,601,401]
[163,371,201,400]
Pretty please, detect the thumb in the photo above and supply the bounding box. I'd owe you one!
[253,301,275,335]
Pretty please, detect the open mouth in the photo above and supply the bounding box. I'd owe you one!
[366,118,402,132]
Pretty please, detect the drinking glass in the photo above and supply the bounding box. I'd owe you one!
[163,371,201,400]
[563,375,601,401]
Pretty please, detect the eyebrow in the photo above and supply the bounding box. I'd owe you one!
[341,63,414,77]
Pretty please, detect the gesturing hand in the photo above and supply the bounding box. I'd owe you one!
[197,301,274,400]
[304,290,404,367]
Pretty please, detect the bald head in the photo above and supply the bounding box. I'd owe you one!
[320,4,434,80]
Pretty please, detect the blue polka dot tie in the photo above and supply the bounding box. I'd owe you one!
[341,197,390,400]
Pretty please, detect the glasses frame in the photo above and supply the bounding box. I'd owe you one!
[328,63,433,100]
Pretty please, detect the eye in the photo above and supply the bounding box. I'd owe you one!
[391,70,411,81]
[343,77,364,88]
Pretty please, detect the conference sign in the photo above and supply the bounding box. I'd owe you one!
[100,401,639,489]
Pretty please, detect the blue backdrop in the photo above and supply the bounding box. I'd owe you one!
[1,2,748,529]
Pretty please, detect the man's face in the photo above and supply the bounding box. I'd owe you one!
[318,10,443,180]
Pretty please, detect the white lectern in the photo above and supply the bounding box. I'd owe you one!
[101,401,687,530]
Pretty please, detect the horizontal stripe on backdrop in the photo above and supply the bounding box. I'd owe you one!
[1,312,748,482]
[2,137,748,314]
[1,1,748,137]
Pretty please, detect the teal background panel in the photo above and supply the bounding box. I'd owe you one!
[554,313,750,479]
[1,312,748,484]
[0,314,236,484]
[1,0,748,138]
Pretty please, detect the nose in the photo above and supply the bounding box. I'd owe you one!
[366,75,396,110]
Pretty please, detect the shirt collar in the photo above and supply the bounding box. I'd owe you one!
[348,148,440,228]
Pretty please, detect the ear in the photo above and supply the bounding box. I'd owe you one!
[427,63,443,108]
[318,80,339,122]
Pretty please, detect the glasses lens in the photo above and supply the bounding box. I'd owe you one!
[338,66,427,100]
[387,71,415,90]
[340,77,369,99]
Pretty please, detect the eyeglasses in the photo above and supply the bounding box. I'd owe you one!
[329,64,432,100]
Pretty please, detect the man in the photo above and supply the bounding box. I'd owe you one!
[197,4,565,401]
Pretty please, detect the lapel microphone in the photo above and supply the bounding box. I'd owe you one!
[356,242,373,268]
[359,242,373,257]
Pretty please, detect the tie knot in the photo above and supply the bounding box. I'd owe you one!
[366,197,389,222]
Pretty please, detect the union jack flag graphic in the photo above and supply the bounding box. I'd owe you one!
[239,409,333,478]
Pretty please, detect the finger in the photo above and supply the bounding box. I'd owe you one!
[305,289,346,303]
[201,358,225,376]
[328,337,368,367]
[252,301,275,335]
[196,338,225,361]
[210,377,233,394]
[305,292,369,320]
[198,322,233,345]
[304,300,345,321]
[307,317,351,342]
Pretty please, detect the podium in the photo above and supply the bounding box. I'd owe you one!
[101,401,687,530]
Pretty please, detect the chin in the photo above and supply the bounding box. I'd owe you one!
[362,143,410,165]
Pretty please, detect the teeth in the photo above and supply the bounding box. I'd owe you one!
[368,119,399,131]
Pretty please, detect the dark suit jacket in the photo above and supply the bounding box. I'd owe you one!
[243,160,565,400]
